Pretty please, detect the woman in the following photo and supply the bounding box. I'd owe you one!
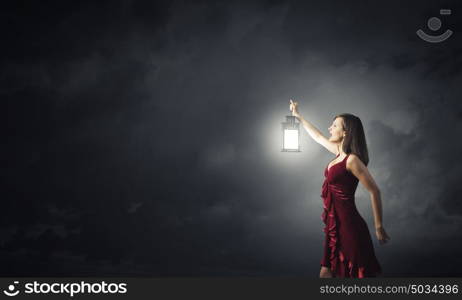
[289,99,390,278]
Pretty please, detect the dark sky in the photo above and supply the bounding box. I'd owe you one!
[3,0,462,276]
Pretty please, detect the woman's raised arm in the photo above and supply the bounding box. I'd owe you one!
[289,99,338,155]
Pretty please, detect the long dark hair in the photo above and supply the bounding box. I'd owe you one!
[334,113,369,166]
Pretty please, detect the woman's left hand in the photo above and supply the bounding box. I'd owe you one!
[289,99,300,118]
[375,227,390,245]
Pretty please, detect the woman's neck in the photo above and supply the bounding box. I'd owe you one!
[337,143,346,156]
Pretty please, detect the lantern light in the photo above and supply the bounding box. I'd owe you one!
[281,115,301,152]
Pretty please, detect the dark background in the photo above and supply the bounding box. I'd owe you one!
[3,0,462,276]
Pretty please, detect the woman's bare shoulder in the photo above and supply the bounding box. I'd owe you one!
[347,153,359,160]
[346,153,365,171]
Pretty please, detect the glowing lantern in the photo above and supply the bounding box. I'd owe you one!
[281,115,300,152]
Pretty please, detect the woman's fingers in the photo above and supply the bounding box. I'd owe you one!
[289,99,298,108]
[378,232,390,244]
[384,230,390,241]
[289,99,299,115]
[376,229,389,244]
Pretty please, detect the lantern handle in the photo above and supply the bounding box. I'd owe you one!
[286,115,296,126]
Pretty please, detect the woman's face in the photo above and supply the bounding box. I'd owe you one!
[328,117,346,143]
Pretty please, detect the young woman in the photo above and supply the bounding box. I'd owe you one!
[289,99,390,278]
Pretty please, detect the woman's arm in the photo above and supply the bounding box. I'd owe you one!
[370,189,383,229]
[346,154,391,244]
[289,100,338,155]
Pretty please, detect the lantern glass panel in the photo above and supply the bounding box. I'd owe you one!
[284,129,299,150]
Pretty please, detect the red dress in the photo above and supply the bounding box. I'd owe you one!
[320,153,382,277]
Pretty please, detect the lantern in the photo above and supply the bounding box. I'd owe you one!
[281,115,300,152]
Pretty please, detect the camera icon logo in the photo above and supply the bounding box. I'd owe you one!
[3,281,20,297]
[417,9,453,43]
